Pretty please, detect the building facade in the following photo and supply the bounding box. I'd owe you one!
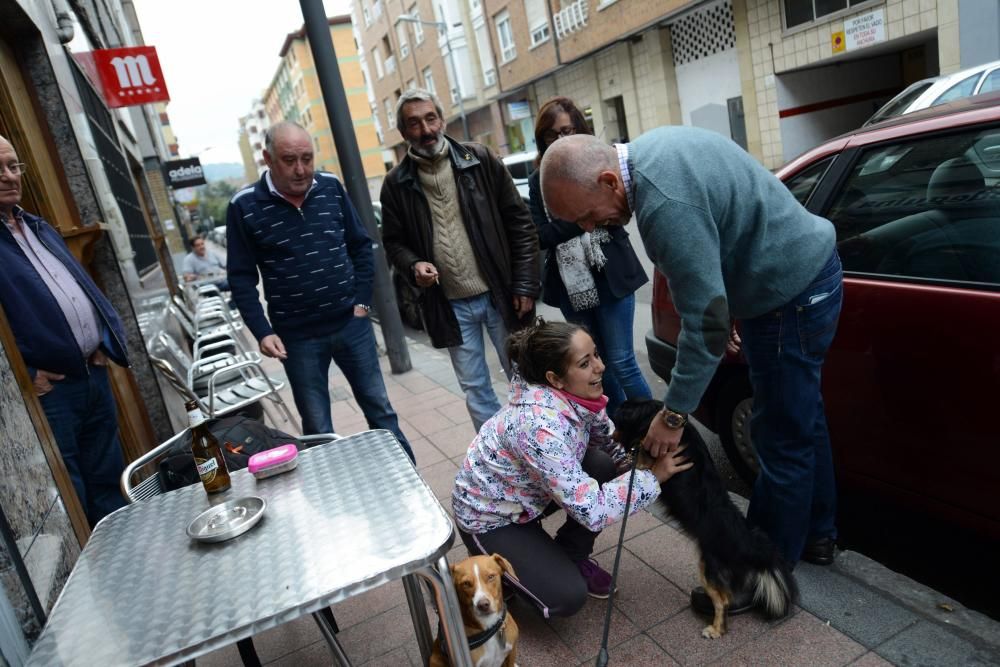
[260,16,386,196]
[238,98,269,184]
[355,0,999,170]
[0,0,182,656]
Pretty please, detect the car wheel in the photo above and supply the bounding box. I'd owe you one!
[716,375,760,485]
[392,270,423,331]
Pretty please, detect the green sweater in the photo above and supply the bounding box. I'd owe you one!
[629,126,835,413]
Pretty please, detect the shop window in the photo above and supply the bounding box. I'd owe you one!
[784,0,873,30]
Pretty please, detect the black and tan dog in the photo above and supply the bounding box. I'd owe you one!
[613,399,798,639]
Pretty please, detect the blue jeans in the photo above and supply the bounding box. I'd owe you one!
[39,365,126,526]
[447,294,510,432]
[742,251,843,564]
[282,316,414,461]
[559,292,651,418]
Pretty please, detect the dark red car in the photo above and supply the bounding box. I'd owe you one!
[646,93,1000,540]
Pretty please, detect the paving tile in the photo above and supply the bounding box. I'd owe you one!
[621,524,702,592]
[436,398,475,426]
[409,436,447,469]
[266,638,336,666]
[394,387,461,417]
[359,645,418,666]
[385,384,415,403]
[849,650,895,666]
[706,610,866,667]
[394,371,440,394]
[547,596,641,661]
[246,613,324,663]
[592,507,668,555]
[331,579,407,629]
[429,422,477,459]
[597,633,680,666]
[194,642,243,667]
[336,603,422,664]
[506,598,580,667]
[795,563,919,648]
[416,458,460,502]
[405,408,457,438]
[874,620,1000,666]
[647,604,781,665]
[592,548,688,631]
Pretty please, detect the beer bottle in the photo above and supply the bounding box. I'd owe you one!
[185,399,231,494]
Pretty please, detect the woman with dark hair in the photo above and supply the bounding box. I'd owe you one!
[453,319,690,618]
[528,96,651,418]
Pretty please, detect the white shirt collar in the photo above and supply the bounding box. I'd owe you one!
[265,170,316,202]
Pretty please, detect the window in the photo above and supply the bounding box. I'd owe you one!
[525,0,550,47]
[363,3,371,25]
[932,74,983,108]
[384,98,395,128]
[495,10,516,62]
[396,22,410,59]
[406,78,416,91]
[980,69,1000,95]
[784,156,834,206]
[475,24,497,86]
[825,127,1000,286]
[423,67,436,94]
[469,0,481,13]
[409,6,425,43]
[371,47,384,79]
[783,0,871,30]
[866,81,934,126]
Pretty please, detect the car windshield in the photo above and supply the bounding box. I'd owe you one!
[866,81,934,125]
[931,72,983,107]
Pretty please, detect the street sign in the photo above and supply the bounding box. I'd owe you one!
[92,46,170,108]
[164,158,207,189]
[845,9,886,51]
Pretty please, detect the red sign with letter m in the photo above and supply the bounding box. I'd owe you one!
[92,46,170,108]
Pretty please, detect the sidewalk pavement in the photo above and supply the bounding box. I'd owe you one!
[195,324,1000,667]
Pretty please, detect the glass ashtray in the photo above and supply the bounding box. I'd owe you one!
[187,496,266,543]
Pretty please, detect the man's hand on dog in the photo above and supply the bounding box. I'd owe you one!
[643,416,684,458]
[650,444,693,483]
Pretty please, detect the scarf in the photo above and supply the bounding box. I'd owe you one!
[556,389,609,414]
[555,228,611,311]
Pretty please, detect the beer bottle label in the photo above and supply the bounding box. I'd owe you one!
[195,456,218,483]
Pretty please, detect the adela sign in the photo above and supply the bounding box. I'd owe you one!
[164,158,207,189]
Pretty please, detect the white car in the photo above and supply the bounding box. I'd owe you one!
[864,59,1000,126]
[501,150,538,203]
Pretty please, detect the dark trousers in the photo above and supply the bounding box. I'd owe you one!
[459,447,616,618]
[743,251,843,564]
[39,365,127,526]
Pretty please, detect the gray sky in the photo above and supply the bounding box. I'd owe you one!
[133,0,351,165]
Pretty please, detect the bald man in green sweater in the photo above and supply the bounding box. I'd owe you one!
[540,127,843,606]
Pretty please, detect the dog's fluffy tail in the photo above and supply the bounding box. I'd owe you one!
[750,560,799,619]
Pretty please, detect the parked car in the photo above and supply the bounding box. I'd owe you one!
[502,150,537,203]
[864,59,1000,126]
[646,92,1000,540]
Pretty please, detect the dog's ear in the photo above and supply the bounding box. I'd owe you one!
[491,553,519,581]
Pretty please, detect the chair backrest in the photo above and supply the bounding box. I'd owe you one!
[121,431,341,503]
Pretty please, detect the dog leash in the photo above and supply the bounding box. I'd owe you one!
[595,440,642,667]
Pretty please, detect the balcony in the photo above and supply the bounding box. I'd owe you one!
[554,0,589,39]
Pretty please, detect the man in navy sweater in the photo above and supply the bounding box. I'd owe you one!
[541,129,842,607]
[0,135,128,525]
[226,122,412,459]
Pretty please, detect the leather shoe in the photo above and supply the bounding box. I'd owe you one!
[690,585,756,616]
[802,537,836,566]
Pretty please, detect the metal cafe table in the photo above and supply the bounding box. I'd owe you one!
[27,430,473,666]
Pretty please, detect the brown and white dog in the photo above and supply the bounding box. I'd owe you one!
[429,554,519,667]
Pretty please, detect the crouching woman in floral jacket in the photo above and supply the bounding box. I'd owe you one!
[452,319,691,617]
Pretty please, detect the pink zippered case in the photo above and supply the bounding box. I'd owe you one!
[248,444,299,479]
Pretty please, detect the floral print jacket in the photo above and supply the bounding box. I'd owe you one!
[453,376,661,534]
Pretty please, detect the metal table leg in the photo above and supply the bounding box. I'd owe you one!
[414,555,474,667]
[403,573,435,663]
[313,609,352,666]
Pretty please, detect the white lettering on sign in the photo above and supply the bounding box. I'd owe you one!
[168,165,204,180]
[845,8,886,51]
[110,55,158,89]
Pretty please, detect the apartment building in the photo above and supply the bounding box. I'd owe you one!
[238,98,269,184]
[357,0,997,170]
[260,16,385,193]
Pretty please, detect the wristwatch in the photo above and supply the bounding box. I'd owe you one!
[660,407,688,429]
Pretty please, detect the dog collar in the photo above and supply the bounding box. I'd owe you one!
[438,604,507,658]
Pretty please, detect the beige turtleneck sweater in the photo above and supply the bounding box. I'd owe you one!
[410,142,489,300]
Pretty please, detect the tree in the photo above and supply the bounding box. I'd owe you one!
[197,181,237,230]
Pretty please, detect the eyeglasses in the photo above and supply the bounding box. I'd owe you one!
[1,162,26,176]
[542,127,576,144]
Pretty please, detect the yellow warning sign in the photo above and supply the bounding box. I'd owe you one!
[832,30,846,54]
